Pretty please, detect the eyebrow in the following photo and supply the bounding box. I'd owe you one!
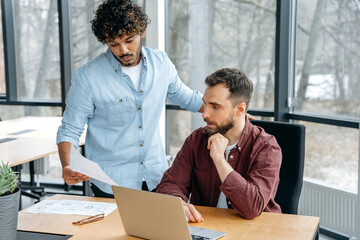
[125,35,135,40]
[108,35,135,44]
[202,98,222,107]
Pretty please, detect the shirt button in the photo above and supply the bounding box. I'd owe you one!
[140,90,143,93]
[138,126,142,129]
[119,99,123,102]
[140,161,143,165]
[140,144,143,147]
[138,107,141,110]
[227,201,231,205]
[230,155,233,159]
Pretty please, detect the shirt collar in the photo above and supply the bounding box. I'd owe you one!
[106,46,147,72]
[235,115,252,152]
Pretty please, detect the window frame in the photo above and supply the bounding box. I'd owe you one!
[0,0,72,112]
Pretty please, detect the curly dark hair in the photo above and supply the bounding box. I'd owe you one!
[205,68,253,109]
[91,0,150,44]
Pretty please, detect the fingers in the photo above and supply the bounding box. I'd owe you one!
[62,166,90,185]
[207,134,219,150]
[208,134,228,147]
[207,137,212,150]
[208,134,228,162]
[183,202,204,223]
[184,204,195,222]
[247,113,256,120]
[63,173,89,185]
[188,204,204,222]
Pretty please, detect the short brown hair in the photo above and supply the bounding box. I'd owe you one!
[205,68,253,110]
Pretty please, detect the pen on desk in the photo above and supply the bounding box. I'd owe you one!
[72,213,105,225]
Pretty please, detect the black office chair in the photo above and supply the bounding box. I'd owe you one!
[250,120,306,214]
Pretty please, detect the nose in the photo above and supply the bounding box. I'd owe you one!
[119,44,129,55]
[202,105,210,120]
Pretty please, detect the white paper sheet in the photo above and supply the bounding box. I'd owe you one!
[25,199,117,216]
[70,144,118,186]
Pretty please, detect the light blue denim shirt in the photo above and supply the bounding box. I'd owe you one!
[57,47,203,194]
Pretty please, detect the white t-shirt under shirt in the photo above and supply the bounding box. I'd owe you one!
[217,141,239,208]
[122,59,143,90]
[122,59,144,182]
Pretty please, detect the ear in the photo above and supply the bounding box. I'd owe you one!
[141,31,146,38]
[235,103,246,116]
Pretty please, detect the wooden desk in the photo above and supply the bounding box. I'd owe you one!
[18,194,320,240]
[0,116,88,201]
[0,116,62,136]
[0,137,58,166]
[0,116,86,166]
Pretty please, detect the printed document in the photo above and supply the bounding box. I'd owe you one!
[70,144,118,186]
[25,199,117,216]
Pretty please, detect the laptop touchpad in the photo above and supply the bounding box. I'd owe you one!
[189,226,226,240]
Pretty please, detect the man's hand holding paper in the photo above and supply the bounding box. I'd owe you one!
[62,165,90,185]
[69,145,118,186]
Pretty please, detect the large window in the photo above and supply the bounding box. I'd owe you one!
[167,0,276,109]
[299,121,359,191]
[71,0,106,72]
[166,0,277,155]
[0,6,5,95]
[294,0,360,191]
[14,0,61,102]
[294,0,359,120]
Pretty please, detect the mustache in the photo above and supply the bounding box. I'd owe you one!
[120,54,133,58]
[204,118,215,125]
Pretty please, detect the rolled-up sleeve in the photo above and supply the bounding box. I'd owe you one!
[165,53,203,112]
[56,70,94,148]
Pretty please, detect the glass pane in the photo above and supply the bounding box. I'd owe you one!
[294,0,360,120]
[0,6,6,95]
[166,110,192,156]
[298,121,358,192]
[14,0,61,101]
[166,0,276,155]
[167,0,276,111]
[71,0,106,71]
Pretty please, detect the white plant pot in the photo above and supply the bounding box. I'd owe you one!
[0,188,20,240]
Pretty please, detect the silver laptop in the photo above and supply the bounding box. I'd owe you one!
[112,186,226,240]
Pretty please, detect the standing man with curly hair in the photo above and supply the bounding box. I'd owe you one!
[56,0,204,197]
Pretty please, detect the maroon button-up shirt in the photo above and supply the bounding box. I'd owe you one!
[156,118,282,219]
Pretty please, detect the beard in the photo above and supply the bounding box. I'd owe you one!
[118,44,142,67]
[205,112,235,136]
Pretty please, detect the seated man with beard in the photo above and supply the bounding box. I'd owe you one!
[156,68,282,221]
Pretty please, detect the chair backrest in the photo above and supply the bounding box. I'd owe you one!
[250,120,306,214]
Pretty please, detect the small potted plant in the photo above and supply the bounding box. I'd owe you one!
[0,162,20,240]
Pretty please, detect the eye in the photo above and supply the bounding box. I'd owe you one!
[212,104,218,109]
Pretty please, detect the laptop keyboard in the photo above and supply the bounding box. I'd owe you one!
[191,235,210,240]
